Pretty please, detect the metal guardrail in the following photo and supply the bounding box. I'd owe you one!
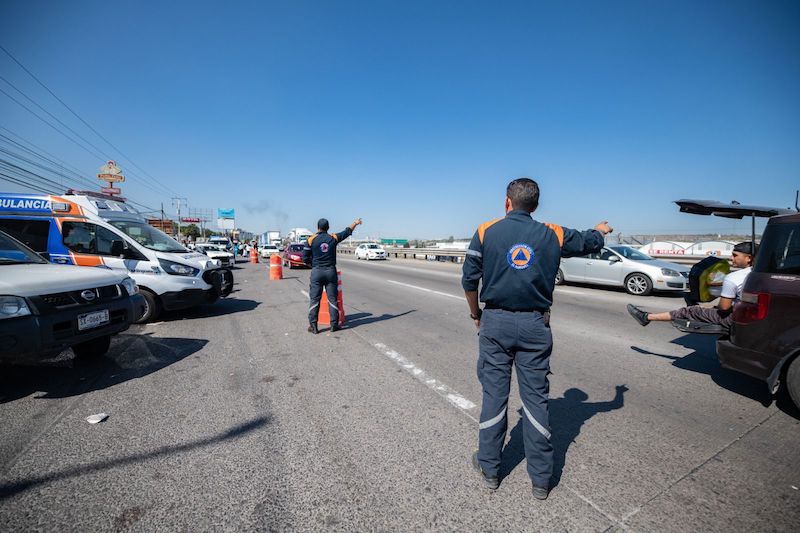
[338,246,717,266]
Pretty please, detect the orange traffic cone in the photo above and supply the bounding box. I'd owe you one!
[269,254,283,280]
[317,270,345,326]
[250,248,258,264]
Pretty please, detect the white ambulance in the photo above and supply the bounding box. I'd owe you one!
[0,191,233,322]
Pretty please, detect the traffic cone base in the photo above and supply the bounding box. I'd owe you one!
[317,270,345,326]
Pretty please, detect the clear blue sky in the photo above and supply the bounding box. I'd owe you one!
[1,0,798,239]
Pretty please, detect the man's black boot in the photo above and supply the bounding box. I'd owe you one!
[532,484,549,500]
[471,451,499,490]
[330,323,341,332]
[627,304,650,326]
[308,322,318,334]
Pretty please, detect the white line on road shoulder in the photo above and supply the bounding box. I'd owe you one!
[373,342,478,422]
[301,290,309,298]
[386,280,465,300]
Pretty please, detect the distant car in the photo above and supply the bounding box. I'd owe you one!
[556,245,689,295]
[208,236,232,251]
[716,212,800,408]
[283,243,308,269]
[194,243,234,268]
[259,244,280,258]
[355,243,387,260]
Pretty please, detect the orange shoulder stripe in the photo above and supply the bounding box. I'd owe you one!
[544,223,564,247]
[307,234,317,245]
[477,218,502,245]
[331,233,339,242]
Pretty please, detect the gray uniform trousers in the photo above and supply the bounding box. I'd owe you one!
[308,266,339,325]
[477,308,553,487]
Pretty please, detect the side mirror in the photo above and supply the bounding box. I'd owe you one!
[609,255,621,263]
[110,240,125,257]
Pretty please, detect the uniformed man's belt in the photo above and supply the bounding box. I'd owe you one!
[484,305,549,314]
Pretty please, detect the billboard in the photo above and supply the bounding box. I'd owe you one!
[217,218,235,230]
[217,208,235,219]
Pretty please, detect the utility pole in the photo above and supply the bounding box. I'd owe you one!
[172,197,188,239]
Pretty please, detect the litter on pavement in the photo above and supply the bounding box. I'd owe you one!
[86,413,109,424]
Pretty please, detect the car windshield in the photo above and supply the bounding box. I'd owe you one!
[110,220,187,253]
[289,244,304,252]
[0,230,47,265]
[609,246,653,261]
[367,244,380,249]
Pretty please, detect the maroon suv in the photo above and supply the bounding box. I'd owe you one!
[716,212,800,408]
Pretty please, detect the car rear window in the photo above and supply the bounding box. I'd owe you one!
[754,222,800,274]
[289,244,304,251]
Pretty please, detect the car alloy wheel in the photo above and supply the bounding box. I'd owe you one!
[625,273,652,296]
[554,269,564,285]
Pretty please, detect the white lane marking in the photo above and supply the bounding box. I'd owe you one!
[301,290,309,298]
[386,280,465,300]
[373,342,478,422]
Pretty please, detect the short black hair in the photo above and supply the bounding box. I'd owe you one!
[317,218,330,232]
[733,241,757,256]
[506,178,540,212]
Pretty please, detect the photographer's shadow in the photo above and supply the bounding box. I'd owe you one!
[499,385,627,488]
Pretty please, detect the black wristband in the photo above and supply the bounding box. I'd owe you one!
[470,309,482,320]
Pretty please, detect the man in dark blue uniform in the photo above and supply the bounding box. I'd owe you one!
[462,178,612,500]
[303,217,362,333]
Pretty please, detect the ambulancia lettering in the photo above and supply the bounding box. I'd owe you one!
[0,197,52,211]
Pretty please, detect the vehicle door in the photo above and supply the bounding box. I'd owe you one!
[584,248,625,285]
[60,220,148,273]
[560,253,589,282]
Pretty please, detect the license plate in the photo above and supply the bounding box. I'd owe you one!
[78,309,110,331]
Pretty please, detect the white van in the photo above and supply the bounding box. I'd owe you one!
[0,191,233,323]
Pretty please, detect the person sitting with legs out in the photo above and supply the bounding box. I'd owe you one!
[627,241,757,329]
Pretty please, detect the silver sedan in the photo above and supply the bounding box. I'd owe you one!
[555,245,689,296]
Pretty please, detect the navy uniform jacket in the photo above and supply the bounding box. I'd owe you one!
[302,227,353,268]
[462,210,604,311]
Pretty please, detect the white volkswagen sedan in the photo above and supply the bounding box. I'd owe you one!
[556,245,689,296]
[355,243,387,260]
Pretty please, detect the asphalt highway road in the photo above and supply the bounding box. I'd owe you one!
[1,256,798,532]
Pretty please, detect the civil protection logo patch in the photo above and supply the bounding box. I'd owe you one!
[320,243,329,253]
[507,244,534,270]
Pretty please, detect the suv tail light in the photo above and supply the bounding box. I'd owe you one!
[733,291,770,324]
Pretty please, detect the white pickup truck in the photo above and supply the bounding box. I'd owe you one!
[0,230,145,363]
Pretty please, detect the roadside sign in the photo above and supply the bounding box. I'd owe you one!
[181,217,201,223]
[97,160,125,183]
[101,186,121,195]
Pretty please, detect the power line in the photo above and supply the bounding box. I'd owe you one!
[0,85,108,162]
[0,44,177,197]
[0,127,158,211]
[0,126,87,178]
[0,172,55,194]
[0,83,175,198]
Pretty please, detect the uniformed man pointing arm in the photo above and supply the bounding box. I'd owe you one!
[462,177,612,500]
[306,217,362,334]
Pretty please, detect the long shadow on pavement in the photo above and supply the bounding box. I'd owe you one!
[630,334,774,405]
[499,385,628,489]
[158,298,260,322]
[630,334,800,419]
[0,333,207,404]
[0,415,271,500]
[341,310,416,330]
